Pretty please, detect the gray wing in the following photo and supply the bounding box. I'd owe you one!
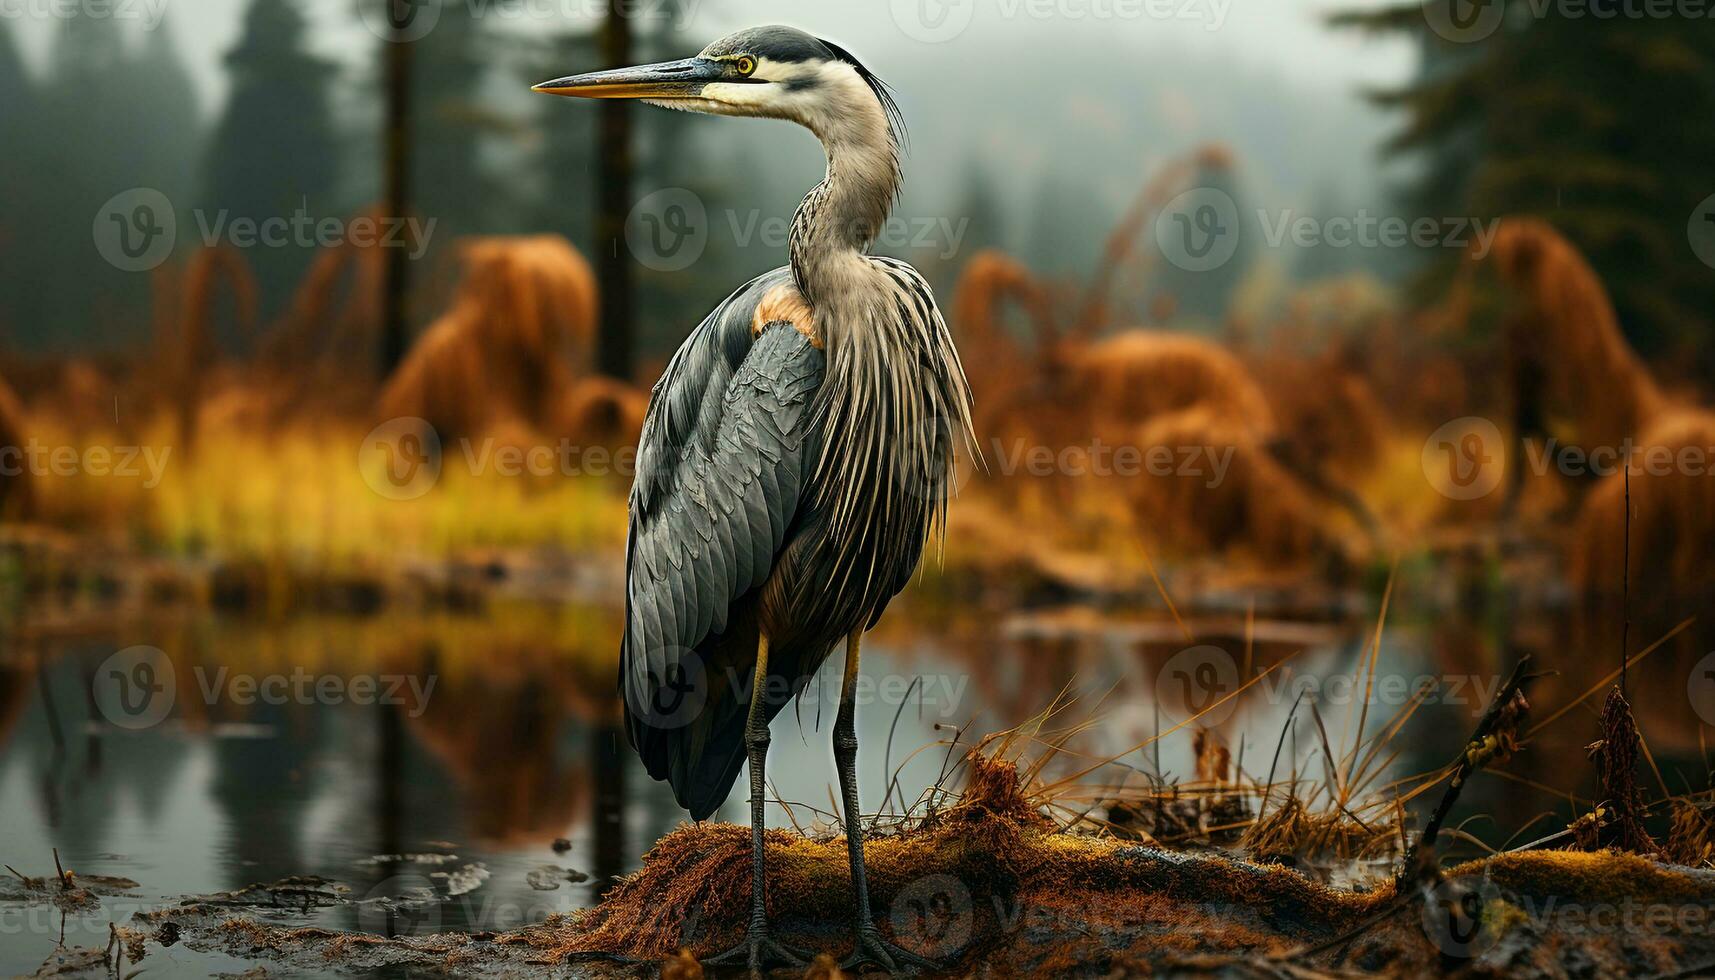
[620,267,825,816]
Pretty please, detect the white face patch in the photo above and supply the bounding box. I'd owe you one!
[693,60,884,148]
[693,57,817,117]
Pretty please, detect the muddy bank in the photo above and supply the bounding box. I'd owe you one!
[20,762,1715,978]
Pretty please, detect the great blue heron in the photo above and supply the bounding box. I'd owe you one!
[536,25,974,975]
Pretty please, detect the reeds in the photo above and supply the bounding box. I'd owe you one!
[552,376,647,452]
[1570,409,1715,602]
[378,235,597,439]
[1129,405,1334,564]
[1485,218,1665,451]
[0,368,27,518]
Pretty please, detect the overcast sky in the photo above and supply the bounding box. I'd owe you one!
[10,0,1414,118]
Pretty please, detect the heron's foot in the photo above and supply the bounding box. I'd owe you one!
[840,924,942,975]
[704,925,809,976]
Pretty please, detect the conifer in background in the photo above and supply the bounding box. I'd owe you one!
[1335,1,1715,372]
[205,0,342,326]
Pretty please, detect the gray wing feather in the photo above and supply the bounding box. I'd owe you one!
[621,269,825,786]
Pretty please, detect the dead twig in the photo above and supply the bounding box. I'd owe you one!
[1396,655,1543,887]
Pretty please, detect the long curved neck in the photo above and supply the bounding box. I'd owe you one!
[788,79,902,309]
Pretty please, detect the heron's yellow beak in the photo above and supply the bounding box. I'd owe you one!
[533,57,730,99]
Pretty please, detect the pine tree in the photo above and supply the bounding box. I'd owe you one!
[0,20,35,341]
[412,0,501,239]
[1335,1,1715,368]
[30,12,140,347]
[1149,148,1257,327]
[204,0,343,320]
[128,27,203,210]
[532,28,598,246]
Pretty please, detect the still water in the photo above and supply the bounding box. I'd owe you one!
[0,587,1703,976]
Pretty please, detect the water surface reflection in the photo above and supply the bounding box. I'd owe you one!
[1,593,1708,976]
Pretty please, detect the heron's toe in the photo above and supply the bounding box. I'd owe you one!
[704,930,810,976]
[840,925,943,975]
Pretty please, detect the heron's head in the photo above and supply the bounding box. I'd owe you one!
[533,25,902,146]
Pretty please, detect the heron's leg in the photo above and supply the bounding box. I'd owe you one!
[706,634,807,975]
[836,632,942,973]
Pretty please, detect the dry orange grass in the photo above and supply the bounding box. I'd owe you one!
[552,376,647,452]
[1251,346,1389,483]
[263,218,386,375]
[1066,331,1276,443]
[378,236,598,439]
[950,249,1061,442]
[0,368,29,518]
[170,247,259,444]
[1067,334,1347,565]
[246,214,393,426]
[1129,405,1333,563]
[1570,409,1715,601]
[37,359,118,438]
[950,250,1277,441]
[948,247,1342,565]
[1486,219,1666,450]
[952,249,1058,358]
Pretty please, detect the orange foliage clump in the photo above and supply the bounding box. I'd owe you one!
[378,236,598,439]
[1486,219,1665,450]
[1129,406,1333,564]
[1066,331,1275,443]
[263,215,387,377]
[1251,345,1389,483]
[167,246,259,444]
[553,375,648,452]
[0,369,28,517]
[949,247,1345,565]
[1570,409,1715,601]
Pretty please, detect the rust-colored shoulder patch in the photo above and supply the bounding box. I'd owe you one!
[751,284,820,349]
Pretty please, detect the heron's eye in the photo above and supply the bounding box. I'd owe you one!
[735,56,757,76]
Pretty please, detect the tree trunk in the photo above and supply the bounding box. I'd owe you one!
[379,4,416,377]
[594,0,634,382]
